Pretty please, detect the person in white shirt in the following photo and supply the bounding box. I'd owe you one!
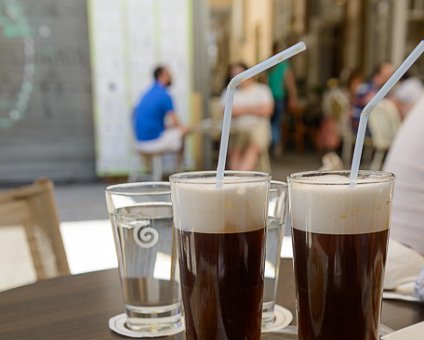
[383,94,424,255]
[221,63,274,170]
[394,74,424,119]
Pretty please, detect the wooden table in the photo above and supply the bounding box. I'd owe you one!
[1,259,423,339]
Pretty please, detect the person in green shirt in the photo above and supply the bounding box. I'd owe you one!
[268,42,299,156]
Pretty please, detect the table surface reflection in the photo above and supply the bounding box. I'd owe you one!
[0,259,423,339]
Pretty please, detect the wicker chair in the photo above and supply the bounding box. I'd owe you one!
[0,178,69,282]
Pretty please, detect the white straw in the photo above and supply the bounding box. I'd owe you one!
[350,40,424,183]
[216,42,306,186]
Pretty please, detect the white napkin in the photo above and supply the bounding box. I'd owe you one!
[381,321,424,340]
[384,239,424,302]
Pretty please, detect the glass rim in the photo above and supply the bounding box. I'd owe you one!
[270,180,287,192]
[287,170,395,185]
[105,181,170,196]
[169,170,271,184]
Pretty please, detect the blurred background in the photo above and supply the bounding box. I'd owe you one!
[0,0,423,287]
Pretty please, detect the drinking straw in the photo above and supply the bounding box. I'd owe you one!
[350,40,424,183]
[216,42,306,186]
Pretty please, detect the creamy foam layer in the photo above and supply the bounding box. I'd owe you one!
[172,180,268,233]
[290,175,393,234]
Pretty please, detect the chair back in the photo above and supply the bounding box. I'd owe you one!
[368,99,401,150]
[0,178,70,282]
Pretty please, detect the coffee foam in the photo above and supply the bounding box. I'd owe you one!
[171,180,268,233]
[290,175,393,235]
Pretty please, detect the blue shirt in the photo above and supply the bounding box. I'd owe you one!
[133,82,174,141]
[352,82,376,134]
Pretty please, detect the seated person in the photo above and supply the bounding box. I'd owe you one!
[221,63,274,171]
[383,94,424,255]
[133,65,188,153]
[384,137,424,300]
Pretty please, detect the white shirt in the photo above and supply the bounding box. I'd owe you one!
[221,83,273,131]
[395,78,424,105]
[383,94,424,255]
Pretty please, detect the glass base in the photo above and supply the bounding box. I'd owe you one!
[262,304,294,333]
[262,301,276,328]
[125,302,182,332]
[265,323,395,339]
[109,312,185,338]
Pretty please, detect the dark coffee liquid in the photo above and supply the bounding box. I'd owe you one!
[178,228,266,340]
[292,228,389,340]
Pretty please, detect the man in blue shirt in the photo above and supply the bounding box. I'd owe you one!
[133,66,187,153]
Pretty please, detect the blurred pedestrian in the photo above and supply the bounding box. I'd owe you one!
[346,69,363,103]
[352,62,394,133]
[222,63,274,171]
[267,42,299,157]
[318,78,350,152]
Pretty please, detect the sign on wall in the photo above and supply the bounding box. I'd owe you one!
[0,0,94,183]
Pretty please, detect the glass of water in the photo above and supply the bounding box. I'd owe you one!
[105,182,183,335]
[262,181,289,331]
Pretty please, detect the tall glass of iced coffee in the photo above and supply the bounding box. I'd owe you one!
[288,170,395,340]
[170,171,270,340]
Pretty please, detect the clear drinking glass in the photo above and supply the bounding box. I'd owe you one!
[105,182,182,334]
[170,171,270,340]
[288,170,395,340]
[262,181,288,330]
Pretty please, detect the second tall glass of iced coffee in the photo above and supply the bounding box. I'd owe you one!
[288,170,395,340]
[170,171,270,340]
